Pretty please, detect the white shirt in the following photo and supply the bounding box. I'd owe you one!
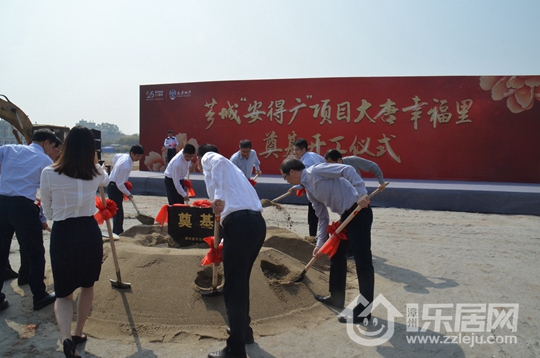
[164,150,191,197]
[201,152,262,223]
[109,153,133,195]
[0,143,53,200]
[164,136,179,148]
[40,164,109,221]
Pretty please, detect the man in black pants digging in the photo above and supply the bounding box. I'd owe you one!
[280,157,373,324]
[197,144,266,358]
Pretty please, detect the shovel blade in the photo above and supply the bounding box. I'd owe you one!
[292,269,306,283]
[201,286,224,297]
[137,214,155,225]
[110,279,131,289]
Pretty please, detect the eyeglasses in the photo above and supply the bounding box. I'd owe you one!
[282,172,289,180]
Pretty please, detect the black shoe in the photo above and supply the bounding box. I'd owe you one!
[72,333,87,345]
[226,327,255,344]
[0,298,8,312]
[63,339,80,358]
[314,294,344,309]
[208,347,246,358]
[337,314,370,324]
[33,293,56,310]
[4,268,19,280]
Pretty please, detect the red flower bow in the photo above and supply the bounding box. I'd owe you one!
[183,179,196,197]
[319,221,348,258]
[296,188,306,196]
[123,182,133,201]
[94,196,118,225]
[248,178,257,186]
[201,236,223,266]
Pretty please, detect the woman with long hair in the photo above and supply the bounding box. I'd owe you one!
[40,126,109,358]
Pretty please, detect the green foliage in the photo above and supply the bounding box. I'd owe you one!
[116,134,140,146]
[96,122,122,135]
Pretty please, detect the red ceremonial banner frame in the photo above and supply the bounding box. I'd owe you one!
[140,76,540,183]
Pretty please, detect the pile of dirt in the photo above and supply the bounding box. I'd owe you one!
[86,226,334,342]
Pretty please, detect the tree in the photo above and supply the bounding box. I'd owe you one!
[116,134,140,146]
[96,122,123,135]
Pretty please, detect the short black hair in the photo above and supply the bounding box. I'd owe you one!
[130,144,144,155]
[280,157,305,174]
[31,129,59,144]
[239,139,252,149]
[197,143,219,158]
[183,143,196,154]
[324,149,342,162]
[293,138,308,150]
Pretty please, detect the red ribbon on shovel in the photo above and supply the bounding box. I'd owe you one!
[123,182,133,201]
[183,179,196,197]
[319,221,348,258]
[94,196,118,225]
[201,236,223,265]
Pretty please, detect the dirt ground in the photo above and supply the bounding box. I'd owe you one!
[1,194,539,358]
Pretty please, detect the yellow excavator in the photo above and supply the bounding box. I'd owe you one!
[0,94,70,144]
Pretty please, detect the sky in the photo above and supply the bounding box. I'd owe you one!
[1,0,539,135]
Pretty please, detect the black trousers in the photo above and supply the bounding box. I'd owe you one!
[166,148,176,163]
[4,240,29,281]
[222,210,266,355]
[308,202,318,237]
[164,177,185,205]
[107,182,125,235]
[329,205,374,318]
[0,195,47,300]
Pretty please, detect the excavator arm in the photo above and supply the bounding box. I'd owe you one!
[0,95,34,144]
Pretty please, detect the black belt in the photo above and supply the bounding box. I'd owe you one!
[222,209,261,227]
[0,194,33,203]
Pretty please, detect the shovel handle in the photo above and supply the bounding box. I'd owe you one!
[271,191,291,202]
[129,197,142,215]
[99,186,124,283]
[212,215,220,290]
[251,173,260,181]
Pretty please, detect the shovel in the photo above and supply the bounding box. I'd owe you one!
[201,215,223,297]
[99,186,131,289]
[293,182,389,282]
[261,190,292,208]
[129,197,155,225]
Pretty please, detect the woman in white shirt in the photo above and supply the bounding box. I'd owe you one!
[40,126,109,358]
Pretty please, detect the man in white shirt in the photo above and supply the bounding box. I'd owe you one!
[229,139,262,179]
[197,144,266,358]
[107,145,144,235]
[164,144,195,204]
[0,129,59,311]
[163,130,179,164]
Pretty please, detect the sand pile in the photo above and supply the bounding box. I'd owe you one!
[85,225,335,343]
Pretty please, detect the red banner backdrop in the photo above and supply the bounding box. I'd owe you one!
[139,76,540,183]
